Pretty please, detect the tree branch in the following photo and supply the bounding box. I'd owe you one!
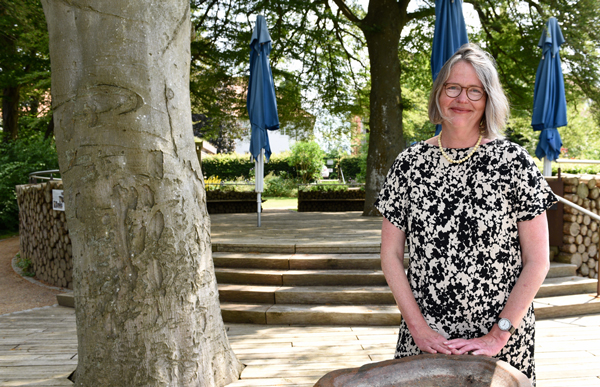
[407,6,435,22]
[330,0,362,24]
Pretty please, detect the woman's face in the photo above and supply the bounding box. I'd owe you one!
[439,61,487,133]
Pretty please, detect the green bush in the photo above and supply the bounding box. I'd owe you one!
[300,184,364,192]
[0,136,59,232]
[338,156,362,181]
[288,141,325,184]
[263,172,297,197]
[202,152,295,180]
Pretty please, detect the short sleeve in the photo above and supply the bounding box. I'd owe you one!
[513,147,558,222]
[374,151,411,232]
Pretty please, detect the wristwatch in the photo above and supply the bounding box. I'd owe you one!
[498,318,516,335]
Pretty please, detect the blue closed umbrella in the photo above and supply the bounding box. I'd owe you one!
[431,0,469,135]
[532,17,567,173]
[247,15,279,226]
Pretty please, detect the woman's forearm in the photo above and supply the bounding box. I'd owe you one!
[498,212,550,330]
[381,219,429,332]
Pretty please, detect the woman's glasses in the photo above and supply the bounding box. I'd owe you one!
[443,83,485,101]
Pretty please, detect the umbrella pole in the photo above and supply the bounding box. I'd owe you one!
[543,157,552,177]
[257,192,261,227]
[256,149,264,227]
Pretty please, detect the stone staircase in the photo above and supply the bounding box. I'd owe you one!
[215,245,600,326]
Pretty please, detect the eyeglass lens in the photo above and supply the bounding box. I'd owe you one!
[444,84,484,101]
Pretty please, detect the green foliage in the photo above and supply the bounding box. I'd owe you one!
[557,164,600,175]
[190,1,369,141]
[288,141,325,184]
[16,253,35,277]
[468,0,600,127]
[263,172,297,197]
[0,135,59,232]
[204,175,222,191]
[338,156,362,181]
[299,183,360,193]
[202,152,295,180]
[504,97,600,161]
[0,0,51,140]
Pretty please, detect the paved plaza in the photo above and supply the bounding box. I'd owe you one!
[1,209,599,386]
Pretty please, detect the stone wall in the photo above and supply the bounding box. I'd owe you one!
[555,175,599,279]
[16,180,72,289]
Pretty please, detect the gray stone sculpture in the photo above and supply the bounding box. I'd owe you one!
[314,354,532,387]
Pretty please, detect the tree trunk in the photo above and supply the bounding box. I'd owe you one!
[41,0,243,385]
[361,0,407,216]
[2,86,20,141]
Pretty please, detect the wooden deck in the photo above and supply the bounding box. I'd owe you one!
[1,305,599,386]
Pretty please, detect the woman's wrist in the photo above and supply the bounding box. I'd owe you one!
[489,324,512,345]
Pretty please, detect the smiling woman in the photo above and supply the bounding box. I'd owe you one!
[375,43,557,386]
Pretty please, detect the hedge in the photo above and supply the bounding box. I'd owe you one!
[0,136,59,232]
[201,153,296,180]
[201,153,363,181]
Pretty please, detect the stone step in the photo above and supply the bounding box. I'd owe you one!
[220,293,600,325]
[215,268,389,286]
[215,262,577,288]
[56,292,600,325]
[218,285,395,305]
[536,276,599,298]
[213,253,575,278]
[219,303,401,326]
[212,242,381,254]
[534,293,600,319]
[213,252,394,270]
[218,275,596,306]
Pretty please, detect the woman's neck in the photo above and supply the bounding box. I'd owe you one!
[439,126,482,148]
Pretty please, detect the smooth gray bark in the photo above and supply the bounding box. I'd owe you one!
[41,0,243,385]
[360,0,406,216]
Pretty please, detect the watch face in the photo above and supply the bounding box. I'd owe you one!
[499,318,510,331]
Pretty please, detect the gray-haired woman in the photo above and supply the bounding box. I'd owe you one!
[375,43,557,385]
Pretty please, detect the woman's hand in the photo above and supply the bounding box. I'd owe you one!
[411,324,459,355]
[444,328,510,357]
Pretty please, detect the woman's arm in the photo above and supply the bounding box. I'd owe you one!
[381,218,457,355]
[446,211,551,356]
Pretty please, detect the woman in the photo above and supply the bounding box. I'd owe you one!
[375,43,556,385]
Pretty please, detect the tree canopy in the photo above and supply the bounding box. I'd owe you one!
[0,0,51,141]
[189,0,600,214]
[3,0,600,215]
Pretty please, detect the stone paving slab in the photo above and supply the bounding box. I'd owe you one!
[2,306,600,386]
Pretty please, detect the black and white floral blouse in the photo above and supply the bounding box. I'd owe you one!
[375,139,557,385]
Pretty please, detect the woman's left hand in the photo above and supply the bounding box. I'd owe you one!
[443,328,511,357]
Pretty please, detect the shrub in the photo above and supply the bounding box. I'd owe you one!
[263,172,297,197]
[338,156,362,181]
[0,136,59,232]
[202,152,295,180]
[288,141,325,184]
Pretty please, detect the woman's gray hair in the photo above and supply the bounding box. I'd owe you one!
[428,43,509,139]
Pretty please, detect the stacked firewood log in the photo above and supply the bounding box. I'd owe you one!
[558,175,600,279]
[16,180,73,289]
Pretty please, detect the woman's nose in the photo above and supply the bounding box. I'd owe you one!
[455,88,469,102]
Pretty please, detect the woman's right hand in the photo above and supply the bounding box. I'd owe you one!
[411,324,457,355]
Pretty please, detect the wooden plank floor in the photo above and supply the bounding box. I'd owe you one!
[1,306,599,386]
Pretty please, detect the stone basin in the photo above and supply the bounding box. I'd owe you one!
[313,354,532,387]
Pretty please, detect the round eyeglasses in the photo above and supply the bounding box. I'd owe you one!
[443,83,485,101]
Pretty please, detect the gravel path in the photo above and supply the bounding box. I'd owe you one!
[0,236,66,315]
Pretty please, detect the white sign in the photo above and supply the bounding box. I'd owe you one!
[52,189,65,211]
[327,159,334,166]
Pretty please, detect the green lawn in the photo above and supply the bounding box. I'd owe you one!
[263,196,297,209]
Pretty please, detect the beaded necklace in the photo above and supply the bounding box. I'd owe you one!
[438,131,483,164]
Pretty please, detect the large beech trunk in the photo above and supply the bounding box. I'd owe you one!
[361,0,407,216]
[41,0,243,385]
